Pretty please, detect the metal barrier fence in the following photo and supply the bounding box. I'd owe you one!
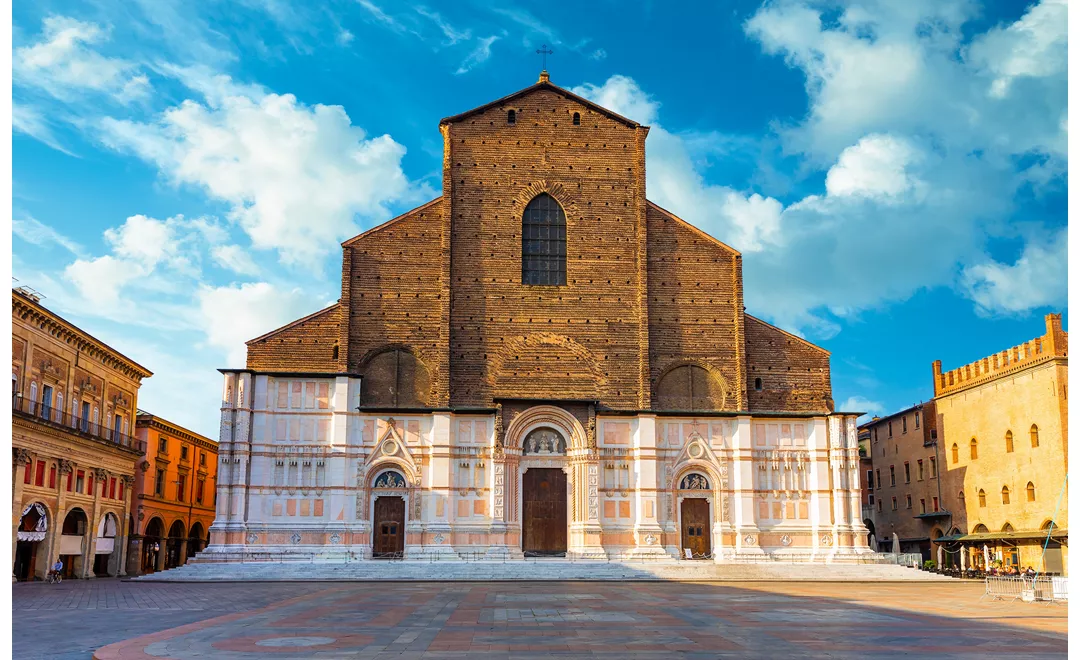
[983,576,1068,603]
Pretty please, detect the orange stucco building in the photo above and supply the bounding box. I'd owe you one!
[127,412,218,575]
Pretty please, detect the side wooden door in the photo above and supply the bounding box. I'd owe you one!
[522,468,567,555]
[373,496,405,557]
[680,498,711,558]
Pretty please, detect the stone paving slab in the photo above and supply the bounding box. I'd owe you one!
[13,579,1067,659]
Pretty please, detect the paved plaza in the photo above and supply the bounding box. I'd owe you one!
[12,579,1067,659]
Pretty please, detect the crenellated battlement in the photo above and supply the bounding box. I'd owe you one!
[933,313,1067,397]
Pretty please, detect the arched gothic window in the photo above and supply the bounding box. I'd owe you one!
[951,443,959,464]
[978,489,986,507]
[1001,486,1010,505]
[1027,482,1036,502]
[969,437,978,460]
[1005,430,1013,453]
[521,193,567,285]
[1030,424,1040,447]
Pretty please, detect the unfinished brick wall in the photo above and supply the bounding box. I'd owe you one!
[342,199,450,406]
[442,83,649,409]
[245,77,836,417]
[246,304,341,372]
[744,315,832,413]
[646,202,744,411]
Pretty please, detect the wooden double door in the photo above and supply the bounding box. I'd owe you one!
[681,498,711,558]
[373,496,405,557]
[522,468,567,556]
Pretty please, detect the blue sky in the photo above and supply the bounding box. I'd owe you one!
[12,0,1067,437]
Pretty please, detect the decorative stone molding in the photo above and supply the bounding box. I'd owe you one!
[247,532,259,544]
[780,535,792,546]
[13,447,31,465]
[742,534,756,546]
[93,468,108,481]
[820,534,833,546]
[329,533,341,545]
[58,459,74,474]
[290,532,302,545]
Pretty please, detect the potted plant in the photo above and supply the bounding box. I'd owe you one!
[923,560,937,571]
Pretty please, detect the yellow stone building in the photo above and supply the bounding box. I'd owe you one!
[933,313,1068,573]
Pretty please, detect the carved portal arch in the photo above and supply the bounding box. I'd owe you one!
[504,405,588,453]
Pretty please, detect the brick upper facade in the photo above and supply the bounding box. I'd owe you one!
[245,75,832,415]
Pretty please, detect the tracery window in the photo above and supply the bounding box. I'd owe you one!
[1030,424,1040,447]
[521,193,567,286]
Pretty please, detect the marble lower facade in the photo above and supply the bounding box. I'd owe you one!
[204,373,873,564]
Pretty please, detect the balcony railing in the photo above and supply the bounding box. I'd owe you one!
[12,395,145,453]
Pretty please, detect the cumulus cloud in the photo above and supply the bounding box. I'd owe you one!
[961,228,1068,316]
[211,244,261,276]
[824,135,926,202]
[14,15,150,104]
[97,75,430,266]
[196,282,317,365]
[966,0,1067,100]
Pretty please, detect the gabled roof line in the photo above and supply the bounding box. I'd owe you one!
[342,197,443,247]
[439,79,643,129]
[744,313,830,356]
[645,200,741,256]
[246,302,340,345]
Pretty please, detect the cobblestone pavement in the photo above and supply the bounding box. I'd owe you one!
[13,579,1067,659]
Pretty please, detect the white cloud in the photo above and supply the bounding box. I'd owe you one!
[64,254,148,306]
[456,36,499,74]
[589,48,607,61]
[211,244,261,276]
[97,77,430,266]
[571,75,659,125]
[357,0,411,34]
[12,104,77,155]
[13,215,84,255]
[824,134,925,202]
[838,395,885,419]
[966,0,1067,99]
[415,7,471,45]
[14,15,149,104]
[337,29,355,46]
[196,282,316,366]
[961,228,1067,316]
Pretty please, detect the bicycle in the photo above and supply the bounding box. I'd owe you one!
[46,571,62,584]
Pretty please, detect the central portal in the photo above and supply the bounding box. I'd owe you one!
[373,496,405,557]
[522,468,567,556]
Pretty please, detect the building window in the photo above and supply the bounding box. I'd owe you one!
[891,497,897,511]
[920,499,926,514]
[507,109,516,124]
[200,453,207,467]
[177,474,186,502]
[41,384,53,419]
[877,499,882,513]
[48,463,56,489]
[155,469,165,497]
[888,421,893,438]
[915,411,920,428]
[866,470,873,489]
[875,469,881,490]
[959,490,965,507]
[572,112,581,125]
[1027,482,1036,502]
[932,496,939,512]
[521,193,567,286]
[196,479,205,504]
[158,436,168,453]
[889,466,895,487]
[905,495,912,509]
[902,416,907,433]
[904,462,910,483]
[1001,486,1010,505]
[930,456,937,478]
[969,438,978,460]
[1005,430,1014,453]
[22,458,31,484]
[181,445,188,461]
[978,489,986,507]
[34,460,45,487]
[874,428,878,441]
[76,470,85,493]
[951,443,959,464]
[754,377,762,391]
[109,477,116,499]
[917,460,924,481]
[1030,424,1039,447]
[869,493,875,505]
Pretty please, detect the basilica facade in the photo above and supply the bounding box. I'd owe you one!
[206,73,869,563]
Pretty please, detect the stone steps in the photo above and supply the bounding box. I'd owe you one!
[136,560,953,582]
